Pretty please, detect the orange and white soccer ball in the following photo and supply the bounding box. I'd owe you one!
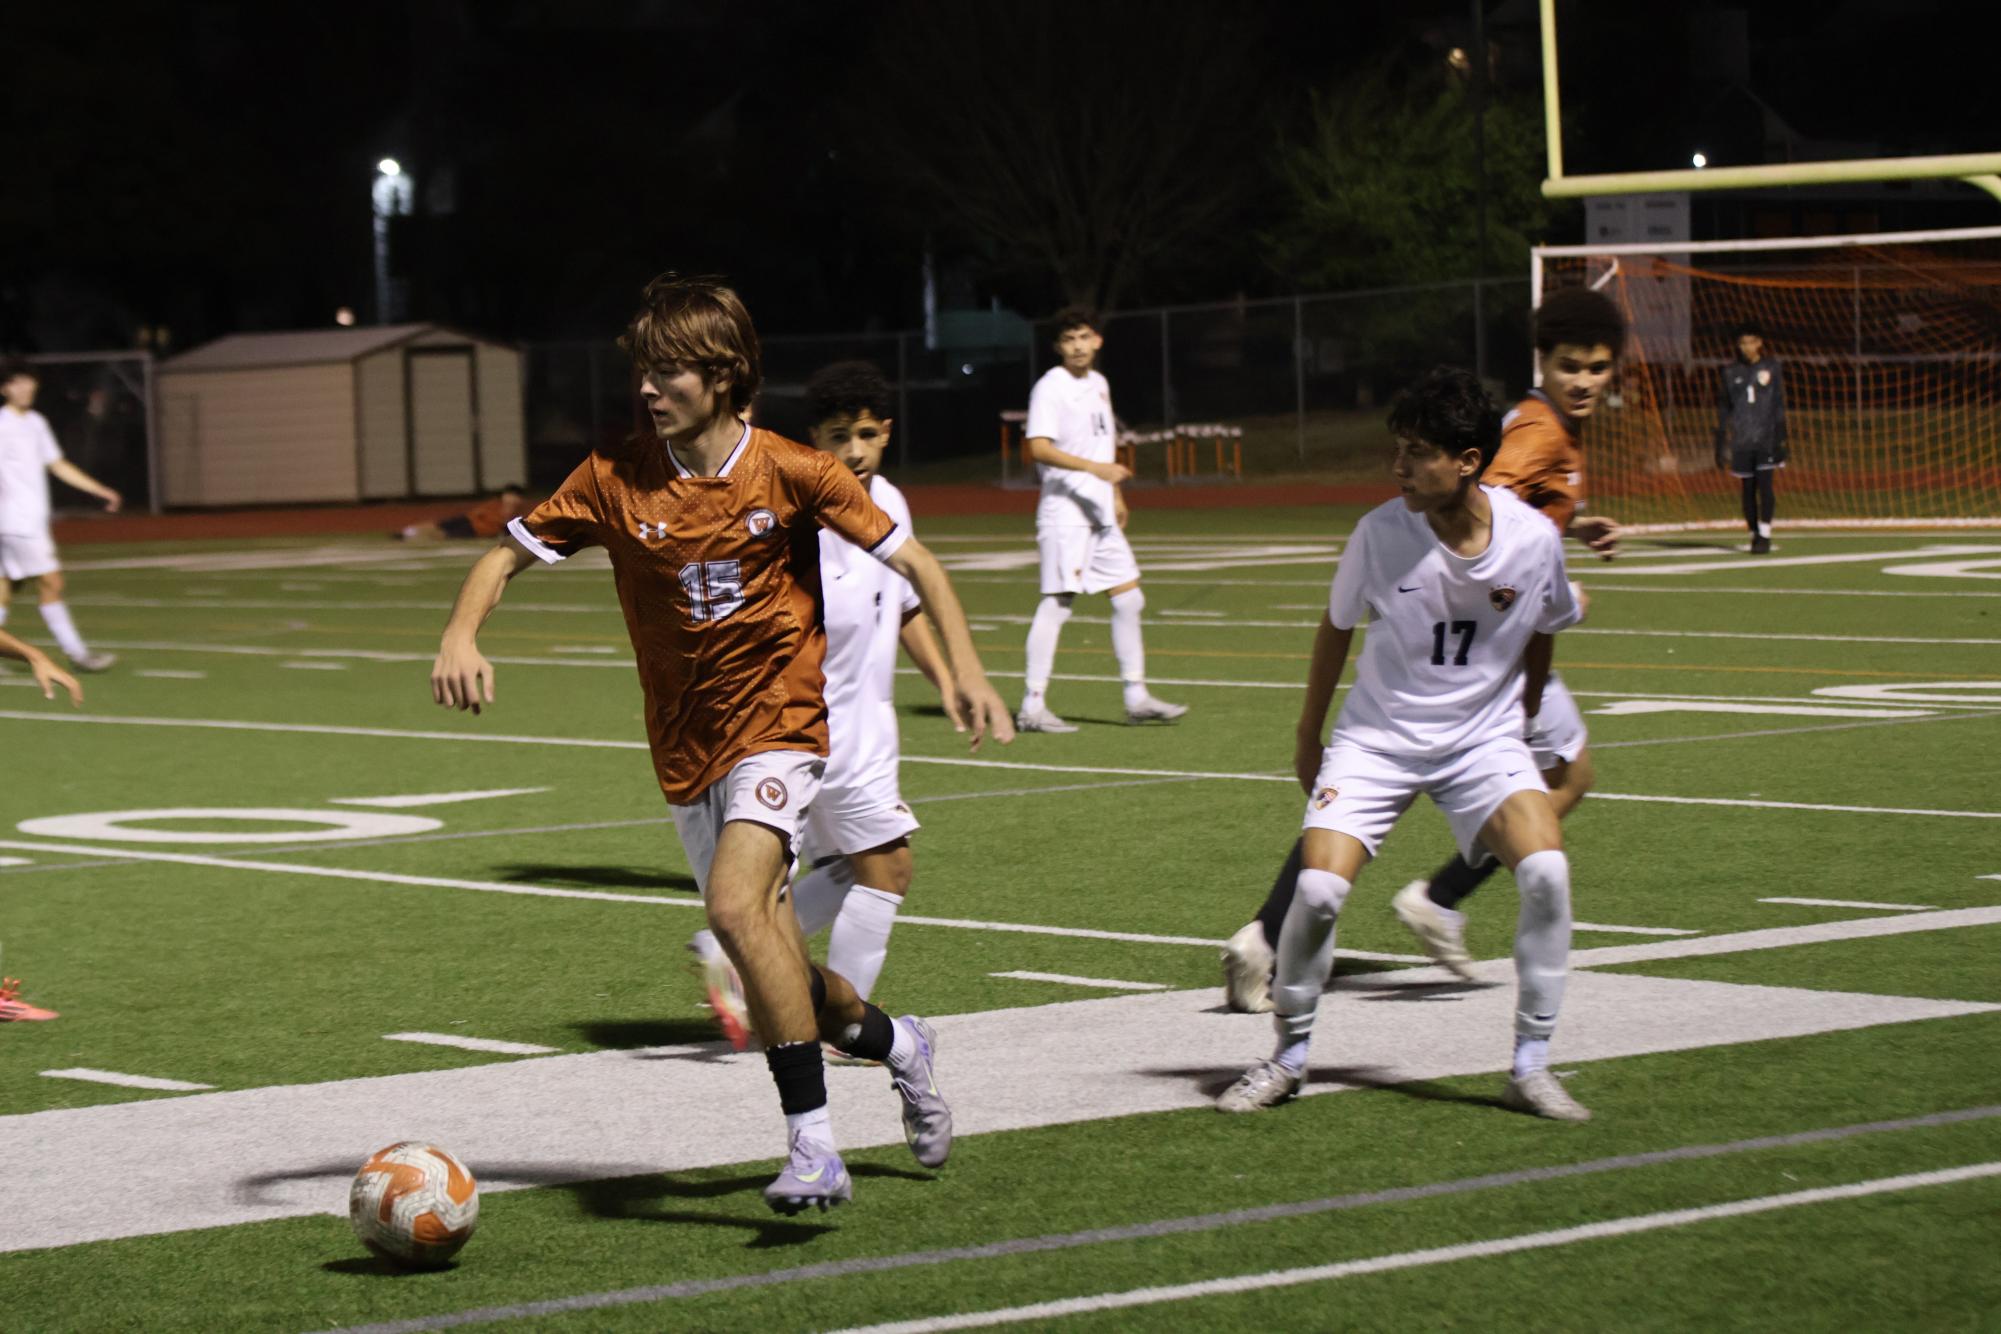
[348,1141,479,1267]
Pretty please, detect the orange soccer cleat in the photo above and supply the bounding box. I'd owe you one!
[0,977,59,1022]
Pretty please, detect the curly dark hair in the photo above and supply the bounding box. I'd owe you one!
[1533,287,1626,359]
[1387,365,1503,473]
[617,272,762,412]
[1052,307,1099,337]
[804,360,895,427]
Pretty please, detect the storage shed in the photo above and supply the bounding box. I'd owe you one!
[157,324,523,506]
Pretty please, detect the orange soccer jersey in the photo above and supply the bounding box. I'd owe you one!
[511,425,904,804]
[1482,390,1585,536]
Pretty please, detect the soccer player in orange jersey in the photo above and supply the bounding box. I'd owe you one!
[430,274,1013,1213]
[1220,292,1626,1068]
[394,485,528,542]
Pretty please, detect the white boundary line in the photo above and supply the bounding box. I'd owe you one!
[1572,922,1698,937]
[988,971,1169,991]
[39,1068,214,1092]
[829,1162,2001,1334]
[6,711,2000,820]
[1761,897,1940,913]
[382,1032,558,1056]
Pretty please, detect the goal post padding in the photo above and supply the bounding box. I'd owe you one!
[1532,228,2001,526]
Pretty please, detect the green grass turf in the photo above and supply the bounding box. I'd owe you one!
[2,522,1999,1329]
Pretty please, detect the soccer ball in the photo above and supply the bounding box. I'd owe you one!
[348,1141,480,1267]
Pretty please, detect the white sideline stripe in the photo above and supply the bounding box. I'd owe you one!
[0,838,1311,956]
[974,613,2001,647]
[330,787,550,809]
[1761,896,1941,913]
[989,971,1169,991]
[39,1068,213,1092]
[1572,921,1699,937]
[1570,905,2001,968]
[550,645,619,653]
[0,856,30,866]
[1592,701,1932,720]
[1584,584,2001,600]
[0,678,47,688]
[136,669,206,680]
[280,661,347,671]
[64,596,615,615]
[831,1163,2001,1334]
[1588,543,2001,576]
[383,1032,558,1056]
[7,710,2001,821]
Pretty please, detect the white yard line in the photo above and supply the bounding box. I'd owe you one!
[382,1032,558,1056]
[988,971,1169,991]
[829,1162,2001,1334]
[5,974,1990,1252]
[1582,585,2001,599]
[1583,543,2001,577]
[0,856,31,867]
[136,669,207,680]
[1572,922,1699,937]
[280,661,348,671]
[39,1068,214,1092]
[1570,905,2001,968]
[1761,897,1940,913]
[329,788,549,809]
[6,710,2000,820]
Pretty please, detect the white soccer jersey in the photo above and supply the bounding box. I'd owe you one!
[1027,366,1117,528]
[819,474,921,790]
[1327,485,1580,758]
[0,408,62,536]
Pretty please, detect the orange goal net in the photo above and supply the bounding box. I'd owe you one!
[1533,227,2001,526]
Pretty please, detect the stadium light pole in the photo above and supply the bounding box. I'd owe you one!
[371,157,413,325]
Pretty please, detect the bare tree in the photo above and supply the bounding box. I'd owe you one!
[852,1,1268,315]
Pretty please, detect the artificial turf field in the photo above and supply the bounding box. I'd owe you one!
[2,508,1999,1332]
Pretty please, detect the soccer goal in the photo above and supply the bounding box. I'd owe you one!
[24,350,160,515]
[1531,226,2001,527]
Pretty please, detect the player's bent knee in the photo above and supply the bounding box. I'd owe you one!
[1514,849,1572,915]
[1292,868,1352,922]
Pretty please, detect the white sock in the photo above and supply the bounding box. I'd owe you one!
[1110,587,1147,703]
[790,860,855,936]
[1023,595,1072,700]
[1270,867,1352,1069]
[690,928,721,962]
[1512,849,1572,1043]
[1757,521,1773,539]
[886,1014,918,1070]
[827,885,902,1002]
[1513,1035,1552,1078]
[784,1104,834,1151]
[39,602,89,660]
[0,603,9,626]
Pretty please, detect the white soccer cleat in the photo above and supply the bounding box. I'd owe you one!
[1215,1059,1302,1113]
[69,652,117,673]
[1124,694,1188,724]
[1391,880,1476,980]
[1015,703,1079,734]
[1220,921,1276,1013]
[1503,1069,1592,1122]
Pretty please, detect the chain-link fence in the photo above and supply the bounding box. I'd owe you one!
[522,276,1531,489]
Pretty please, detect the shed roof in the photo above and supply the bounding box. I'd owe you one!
[163,324,495,373]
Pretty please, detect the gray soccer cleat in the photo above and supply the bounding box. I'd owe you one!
[69,652,117,673]
[1015,702,1079,734]
[890,1015,953,1168]
[1503,1069,1592,1122]
[1221,921,1276,1013]
[1391,880,1476,980]
[1124,694,1188,723]
[762,1133,853,1214]
[1215,1059,1302,1113]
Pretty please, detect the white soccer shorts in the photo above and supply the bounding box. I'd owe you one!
[1302,733,1548,865]
[1038,523,1141,596]
[801,763,920,861]
[670,749,825,899]
[0,531,60,582]
[1526,674,1587,770]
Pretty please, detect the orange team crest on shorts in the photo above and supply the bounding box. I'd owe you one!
[1312,786,1339,810]
[1489,585,1517,612]
[755,778,788,809]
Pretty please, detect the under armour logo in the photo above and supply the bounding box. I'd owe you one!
[637,521,669,540]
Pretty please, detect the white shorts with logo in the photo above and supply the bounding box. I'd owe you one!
[1038,523,1141,596]
[670,750,825,900]
[1303,733,1547,865]
[801,762,920,862]
[1527,674,1587,769]
[0,530,60,582]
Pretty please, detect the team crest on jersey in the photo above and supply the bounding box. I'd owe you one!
[745,508,777,537]
[1757,368,1771,386]
[755,777,788,810]
[1489,585,1518,612]
[1311,786,1339,811]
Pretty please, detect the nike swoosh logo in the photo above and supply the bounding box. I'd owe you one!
[795,1166,824,1184]
[1398,584,1420,593]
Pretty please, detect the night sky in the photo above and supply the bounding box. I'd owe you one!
[3,0,1992,354]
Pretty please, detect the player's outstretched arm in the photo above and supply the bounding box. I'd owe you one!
[431,538,538,714]
[1565,514,1620,559]
[884,538,1013,749]
[0,628,81,705]
[47,459,121,512]
[898,610,962,729]
[1294,617,1354,793]
[1026,436,1131,485]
